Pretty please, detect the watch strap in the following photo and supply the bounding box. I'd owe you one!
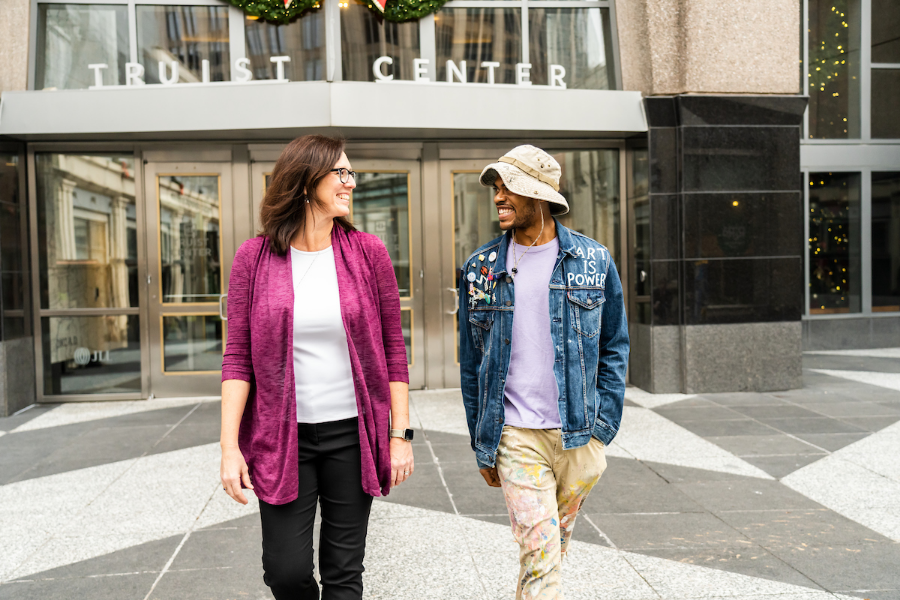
[390,428,414,441]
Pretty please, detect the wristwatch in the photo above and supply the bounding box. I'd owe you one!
[389,428,415,442]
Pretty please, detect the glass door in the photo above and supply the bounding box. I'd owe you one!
[144,162,235,397]
[250,157,425,389]
[350,159,424,389]
[438,159,498,389]
[439,148,625,388]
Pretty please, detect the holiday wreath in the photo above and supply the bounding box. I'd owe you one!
[223,0,449,23]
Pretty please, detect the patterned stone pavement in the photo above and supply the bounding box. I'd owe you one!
[1,350,898,600]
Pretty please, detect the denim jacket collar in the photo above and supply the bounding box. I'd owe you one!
[492,218,578,277]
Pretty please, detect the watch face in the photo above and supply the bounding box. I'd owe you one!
[405,429,414,441]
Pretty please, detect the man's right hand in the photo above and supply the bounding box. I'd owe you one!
[479,467,502,487]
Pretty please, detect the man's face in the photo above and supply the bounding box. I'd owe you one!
[493,178,540,231]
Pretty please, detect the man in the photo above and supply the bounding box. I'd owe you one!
[458,145,629,600]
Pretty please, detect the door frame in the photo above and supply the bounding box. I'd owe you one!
[143,160,236,397]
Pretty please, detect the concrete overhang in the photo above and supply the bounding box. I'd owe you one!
[0,80,647,142]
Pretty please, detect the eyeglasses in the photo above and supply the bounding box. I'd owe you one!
[330,168,357,184]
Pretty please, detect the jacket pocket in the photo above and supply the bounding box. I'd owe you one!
[468,309,493,352]
[567,290,604,338]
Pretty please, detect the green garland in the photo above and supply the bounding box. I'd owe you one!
[223,0,449,23]
[383,0,449,22]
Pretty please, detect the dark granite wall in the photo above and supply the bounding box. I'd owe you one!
[633,95,808,392]
[645,95,807,329]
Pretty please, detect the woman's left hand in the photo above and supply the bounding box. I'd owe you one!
[390,437,414,488]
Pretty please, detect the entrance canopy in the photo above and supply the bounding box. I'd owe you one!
[0,81,646,141]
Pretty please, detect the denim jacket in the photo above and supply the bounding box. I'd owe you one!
[458,222,630,468]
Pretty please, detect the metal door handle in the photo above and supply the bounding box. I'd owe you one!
[219,294,228,321]
[446,287,459,315]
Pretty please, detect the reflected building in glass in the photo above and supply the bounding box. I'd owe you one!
[0,0,899,408]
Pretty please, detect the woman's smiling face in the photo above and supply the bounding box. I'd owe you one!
[312,152,355,219]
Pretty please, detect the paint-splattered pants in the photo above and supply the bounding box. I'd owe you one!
[496,426,607,600]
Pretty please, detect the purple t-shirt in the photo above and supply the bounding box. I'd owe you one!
[504,236,562,429]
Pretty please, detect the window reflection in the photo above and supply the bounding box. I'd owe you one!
[400,309,412,365]
[872,172,900,312]
[454,172,499,271]
[435,8,521,84]
[809,172,861,313]
[42,315,141,395]
[807,0,860,139]
[631,149,651,324]
[163,315,223,371]
[35,4,129,90]
[36,155,138,310]
[352,173,411,296]
[871,69,900,139]
[245,12,325,81]
[529,8,611,89]
[0,154,26,340]
[158,176,221,303]
[871,0,900,62]
[137,5,230,84]
[341,0,419,81]
[454,150,620,268]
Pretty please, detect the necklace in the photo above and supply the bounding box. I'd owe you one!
[511,206,544,279]
[293,247,325,287]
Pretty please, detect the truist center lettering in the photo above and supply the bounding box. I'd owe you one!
[85,56,568,89]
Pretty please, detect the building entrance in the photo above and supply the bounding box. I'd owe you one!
[27,142,626,402]
[143,161,237,397]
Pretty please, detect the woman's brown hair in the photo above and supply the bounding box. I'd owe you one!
[259,134,356,254]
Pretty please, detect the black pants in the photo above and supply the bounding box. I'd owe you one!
[259,418,373,600]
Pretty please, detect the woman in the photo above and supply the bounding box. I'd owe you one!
[219,134,414,600]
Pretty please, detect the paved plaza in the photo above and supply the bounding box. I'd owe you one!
[1,349,899,600]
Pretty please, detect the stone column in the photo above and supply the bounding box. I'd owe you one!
[617,0,807,393]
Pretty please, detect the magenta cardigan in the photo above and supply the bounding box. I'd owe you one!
[222,226,409,504]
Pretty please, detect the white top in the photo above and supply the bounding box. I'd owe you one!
[290,246,358,424]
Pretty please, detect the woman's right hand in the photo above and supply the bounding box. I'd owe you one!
[221,445,254,505]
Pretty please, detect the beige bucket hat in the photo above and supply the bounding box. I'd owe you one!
[479,145,569,216]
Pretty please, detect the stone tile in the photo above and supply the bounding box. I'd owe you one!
[801,402,900,418]
[673,479,822,513]
[147,422,220,456]
[0,404,55,432]
[716,509,892,549]
[632,547,822,589]
[46,425,171,461]
[588,512,751,551]
[642,461,766,483]
[451,486,511,516]
[615,407,772,479]
[757,417,867,435]
[803,354,900,373]
[839,415,900,432]
[768,542,900,591]
[8,536,179,581]
[771,389,862,404]
[704,434,823,457]
[728,405,824,419]
[700,393,787,407]
[379,481,456,515]
[675,419,781,437]
[148,565,273,600]
[792,432,870,451]
[599,456,670,487]
[740,454,827,479]
[171,527,262,571]
[419,429,470,445]
[0,573,157,600]
[653,405,747,422]
[569,516,614,547]
[583,482,705,515]
[428,442,477,464]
